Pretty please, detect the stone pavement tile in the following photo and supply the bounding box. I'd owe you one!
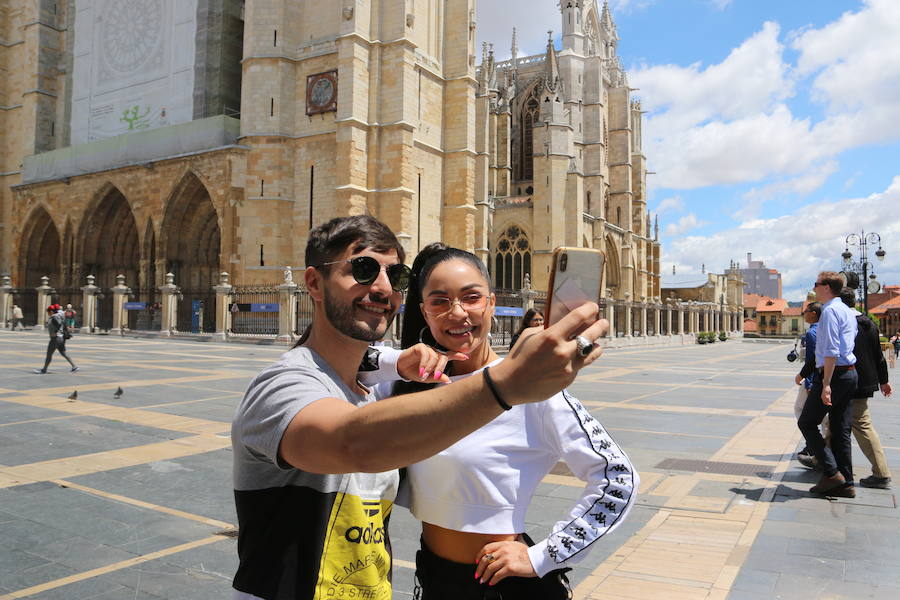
[773,573,881,599]
[0,403,72,425]
[730,568,778,594]
[741,549,844,580]
[0,549,53,582]
[99,555,237,600]
[726,590,775,600]
[148,399,240,423]
[786,537,870,561]
[27,578,164,600]
[764,504,848,526]
[844,559,900,588]
[608,428,729,454]
[592,407,751,437]
[758,520,846,544]
[0,562,79,595]
[0,416,189,467]
[131,539,238,584]
[845,527,900,551]
[24,538,139,572]
[68,449,237,523]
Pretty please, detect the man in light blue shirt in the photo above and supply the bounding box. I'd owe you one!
[798,271,859,497]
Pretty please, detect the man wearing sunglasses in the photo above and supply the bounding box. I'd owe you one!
[798,272,859,498]
[231,215,609,600]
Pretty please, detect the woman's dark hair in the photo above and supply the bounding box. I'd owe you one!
[514,309,543,339]
[392,242,491,397]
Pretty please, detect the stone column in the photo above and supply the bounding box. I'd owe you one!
[666,304,673,336]
[159,273,179,336]
[605,288,615,336]
[277,266,299,343]
[110,274,131,335]
[640,299,648,336]
[213,272,233,342]
[624,294,633,337]
[35,276,54,331]
[0,275,11,328]
[654,304,661,336]
[80,275,99,333]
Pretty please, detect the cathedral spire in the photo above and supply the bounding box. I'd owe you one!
[511,27,518,67]
[544,31,561,94]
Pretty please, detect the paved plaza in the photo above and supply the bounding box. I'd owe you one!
[0,330,898,599]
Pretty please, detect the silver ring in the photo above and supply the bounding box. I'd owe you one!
[575,335,595,357]
[483,553,494,563]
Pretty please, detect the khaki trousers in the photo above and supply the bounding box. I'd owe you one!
[852,396,892,479]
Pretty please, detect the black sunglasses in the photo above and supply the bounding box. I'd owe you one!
[315,256,411,291]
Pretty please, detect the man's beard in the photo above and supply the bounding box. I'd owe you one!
[323,286,395,342]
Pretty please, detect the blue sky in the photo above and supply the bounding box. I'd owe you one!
[477,0,900,301]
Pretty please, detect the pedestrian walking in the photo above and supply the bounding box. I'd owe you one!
[64,304,77,329]
[797,271,858,497]
[839,288,892,489]
[35,304,78,374]
[10,304,24,330]
[891,331,900,364]
[794,302,822,462]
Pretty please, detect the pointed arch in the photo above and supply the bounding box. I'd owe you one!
[511,79,543,183]
[18,204,62,288]
[160,171,222,290]
[604,235,621,293]
[494,224,532,290]
[78,184,140,290]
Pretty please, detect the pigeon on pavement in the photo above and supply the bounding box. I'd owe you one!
[113,387,124,399]
[67,390,78,401]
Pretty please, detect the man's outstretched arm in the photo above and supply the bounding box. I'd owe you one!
[280,303,609,474]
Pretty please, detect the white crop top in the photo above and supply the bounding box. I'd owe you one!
[371,355,638,577]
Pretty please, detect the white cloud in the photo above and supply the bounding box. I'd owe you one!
[476,1,560,61]
[793,0,900,113]
[663,176,900,301]
[734,160,839,221]
[663,214,707,237]
[655,196,685,215]
[632,1,900,193]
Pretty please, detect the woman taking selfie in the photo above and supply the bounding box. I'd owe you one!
[509,308,544,350]
[380,243,637,599]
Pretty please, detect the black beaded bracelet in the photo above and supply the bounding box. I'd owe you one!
[482,367,512,411]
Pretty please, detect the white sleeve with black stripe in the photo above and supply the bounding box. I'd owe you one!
[526,389,639,577]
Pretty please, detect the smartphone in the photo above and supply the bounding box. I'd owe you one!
[545,247,605,327]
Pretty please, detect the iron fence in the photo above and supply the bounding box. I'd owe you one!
[230,286,279,336]
[176,289,216,333]
[293,288,315,339]
[12,289,38,327]
[126,289,162,331]
[96,291,113,331]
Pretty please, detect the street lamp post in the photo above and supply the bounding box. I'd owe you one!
[842,230,886,313]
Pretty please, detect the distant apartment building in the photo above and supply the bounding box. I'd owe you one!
[741,253,782,298]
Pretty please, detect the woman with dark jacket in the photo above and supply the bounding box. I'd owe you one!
[839,289,892,488]
[509,309,544,350]
[35,304,78,374]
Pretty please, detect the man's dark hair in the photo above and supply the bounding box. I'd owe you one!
[818,271,844,295]
[305,215,405,270]
[804,302,822,319]
[839,287,857,309]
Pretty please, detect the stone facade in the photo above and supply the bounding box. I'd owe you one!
[2,1,690,338]
[475,0,661,299]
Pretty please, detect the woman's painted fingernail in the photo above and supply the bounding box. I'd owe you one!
[434,370,442,379]
[418,367,426,377]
